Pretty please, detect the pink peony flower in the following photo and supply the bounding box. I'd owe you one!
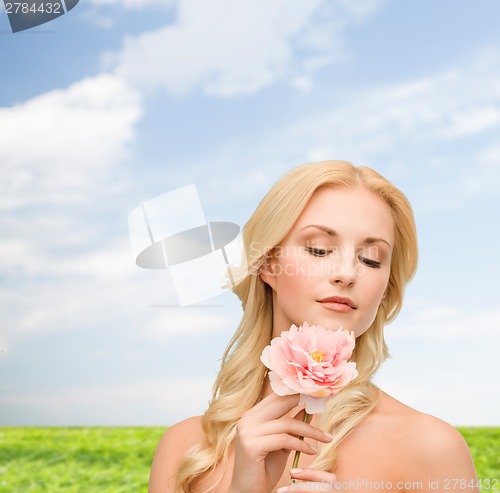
[260,322,358,414]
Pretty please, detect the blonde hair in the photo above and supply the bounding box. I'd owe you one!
[175,160,418,492]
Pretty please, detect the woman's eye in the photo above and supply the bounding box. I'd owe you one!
[358,255,381,268]
[305,247,331,257]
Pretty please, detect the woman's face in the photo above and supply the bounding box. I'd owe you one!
[260,185,394,338]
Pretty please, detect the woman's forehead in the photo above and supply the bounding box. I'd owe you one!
[290,185,394,243]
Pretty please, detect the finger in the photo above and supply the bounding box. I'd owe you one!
[255,417,333,444]
[240,393,301,422]
[290,467,337,482]
[288,467,339,491]
[238,434,319,458]
[278,481,337,493]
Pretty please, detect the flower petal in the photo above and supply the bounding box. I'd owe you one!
[300,394,328,414]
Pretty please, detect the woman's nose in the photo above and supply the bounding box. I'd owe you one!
[328,251,357,286]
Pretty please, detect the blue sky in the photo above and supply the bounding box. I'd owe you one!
[1,0,499,427]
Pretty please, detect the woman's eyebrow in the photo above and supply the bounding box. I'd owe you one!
[361,237,392,248]
[299,224,392,248]
[299,224,336,236]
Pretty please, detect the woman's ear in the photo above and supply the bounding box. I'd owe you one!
[380,288,388,304]
[259,253,278,291]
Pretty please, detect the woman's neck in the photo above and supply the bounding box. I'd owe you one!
[260,373,274,401]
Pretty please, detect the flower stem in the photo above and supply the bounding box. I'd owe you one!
[290,411,311,484]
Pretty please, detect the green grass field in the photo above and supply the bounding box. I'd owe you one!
[0,427,498,492]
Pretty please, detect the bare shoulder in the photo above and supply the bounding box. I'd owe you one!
[162,415,205,442]
[408,408,471,454]
[376,391,478,487]
[148,416,205,493]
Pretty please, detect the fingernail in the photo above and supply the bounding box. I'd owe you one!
[277,487,289,493]
[324,432,334,440]
[290,468,303,475]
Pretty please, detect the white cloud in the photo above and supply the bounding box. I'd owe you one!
[0,236,139,283]
[108,0,384,96]
[146,48,500,215]
[81,0,173,29]
[0,377,214,425]
[376,302,500,425]
[374,376,499,426]
[242,50,500,209]
[143,307,238,341]
[442,105,500,138]
[81,10,116,29]
[0,232,241,351]
[0,215,148,353]
[0,277,140,340]
[292,75,314,93]
[0,73,142,210]
[413,306,459,322]
[460,143,500,198]
[275,68,500,161]
[386,307,500,339]
[87,0,173,9]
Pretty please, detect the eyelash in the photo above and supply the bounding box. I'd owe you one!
[305,247,382,269]
[305,247,331,257]
[359,257,381,269]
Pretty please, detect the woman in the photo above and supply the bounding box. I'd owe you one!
[149,161,478,493]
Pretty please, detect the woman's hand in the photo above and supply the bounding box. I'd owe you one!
[228,393,333,493]
[278,468,339,492]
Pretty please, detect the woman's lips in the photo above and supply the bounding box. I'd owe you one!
[318,296,357,313]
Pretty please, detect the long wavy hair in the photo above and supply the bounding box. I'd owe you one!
[175,160,418,492]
